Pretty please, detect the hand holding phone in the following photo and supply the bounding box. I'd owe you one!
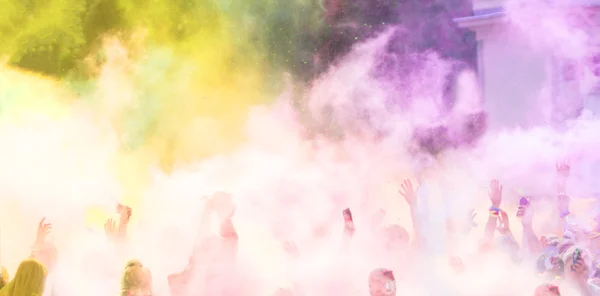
[343,208,353,222]
[343,208,355,235]
[116,204,132,224]
[516,197,530,218]
[572,248,582,272]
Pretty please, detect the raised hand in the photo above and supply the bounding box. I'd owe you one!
[567,252,594,295]
[117,204,132,225]
[35,218,52,245]
[571,255,588,276]
[282,241,300,258]
[467,208,477,230]
[496,210,511,235]
[548,255,564,274]
[516,196,534,226]
[556,161,571,179]
[399,179,416,206]
[104,218,119,242]
[219,217,238,239]
[343,208,356,236]
[556,161,570,194]
[489,180,503,207]
[449,256,466,273]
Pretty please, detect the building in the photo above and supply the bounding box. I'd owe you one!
[454,0,600,130]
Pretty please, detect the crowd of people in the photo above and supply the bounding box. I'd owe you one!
[1,160,600,296]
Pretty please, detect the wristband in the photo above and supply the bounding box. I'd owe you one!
[489,206,500,217]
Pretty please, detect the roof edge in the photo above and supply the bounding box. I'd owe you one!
[453,11,507,28]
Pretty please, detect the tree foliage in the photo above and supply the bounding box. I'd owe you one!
[0,0,475,82]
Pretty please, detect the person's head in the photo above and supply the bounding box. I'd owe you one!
[121,260,152,296]
[0,259,47,296]
[534,284,561,296]
[368,268,396,296]
[0,266,9,290]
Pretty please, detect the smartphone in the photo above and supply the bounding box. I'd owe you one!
[343,208,353,222]
[544,246,558,270]
[343,208,355,233]
[516,197,530,218]
[572,248,581,271]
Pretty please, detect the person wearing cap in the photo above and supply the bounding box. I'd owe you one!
[368,268,396,296]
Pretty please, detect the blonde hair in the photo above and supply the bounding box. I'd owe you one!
[0,266,9,290]
[0,259,47,296]
[120,260,152,296]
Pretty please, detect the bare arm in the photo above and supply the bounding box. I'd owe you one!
[220,217,239,261]
[32,217,51,251]
[518,201,542,256]
[104,205,133,260]
[341,208,355,250]
[483,214,498,250]
[399,179,426,247]
[556,162,571,234]
[30,218,58,271]
[482,180,502,250]
[496,210,521,262]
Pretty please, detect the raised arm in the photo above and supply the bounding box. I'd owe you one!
[517,198,542,257]
[117,204,132,240]
[33,218,52,247]
[219,216,239,259]
[104,204,132,243]
[399,179,426,247]
[30,218,58,271]
[482,180,502,250]
[496,210,521,262]
[341,208,356,250]
[556,162,571,234]
[209,192,239,260]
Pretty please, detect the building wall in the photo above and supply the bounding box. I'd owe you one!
[473,0,505,12]
[477,24,553,129]
[472,0,600,11]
